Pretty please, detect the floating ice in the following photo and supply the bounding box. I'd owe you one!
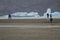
[11,12,40,17]
[0,8,60,19]
[0,12,40,19]
[43,8,60,18]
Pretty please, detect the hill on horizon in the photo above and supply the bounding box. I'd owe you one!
[0,0,60,16]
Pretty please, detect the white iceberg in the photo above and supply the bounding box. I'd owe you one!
[11,12,27,17]
[0,12,40,19]
[43,12,60,18]
[11,12,40,17]
[43,8,60,18]
[0,8,60,19]
[51,12,60,18]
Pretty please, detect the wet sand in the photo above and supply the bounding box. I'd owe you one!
[0,23,60,40]
[0,27,60,40]
[0,19,60,40]
[0,18,60,23]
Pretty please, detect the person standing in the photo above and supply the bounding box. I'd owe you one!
[47,13,49,18]
[50,14,53,23]
[47,13,49,23]
[8,14,11,19]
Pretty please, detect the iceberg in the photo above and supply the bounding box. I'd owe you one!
[43,8,60,18]
[11,12,40,17]
[0,8,60,19]
[43,12,60,18]
[0,12,40,19]
[11,12,27,17]
[51,12,60,18]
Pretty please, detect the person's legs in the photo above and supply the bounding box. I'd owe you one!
[50,18,53,23]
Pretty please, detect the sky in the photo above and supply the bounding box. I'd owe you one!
[0,0,60,16]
